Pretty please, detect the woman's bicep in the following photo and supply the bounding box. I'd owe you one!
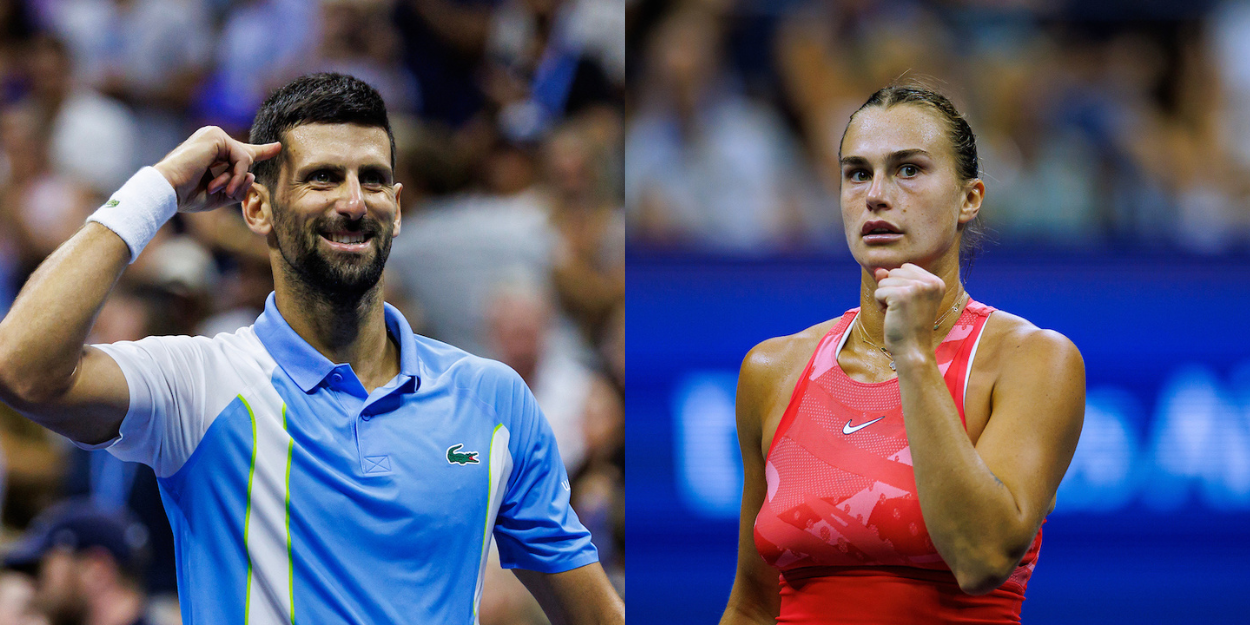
[975,329,1085,534]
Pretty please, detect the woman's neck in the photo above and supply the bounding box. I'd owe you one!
[855,260,966,346]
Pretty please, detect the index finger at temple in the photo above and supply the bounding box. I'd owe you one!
[244,140,283,163]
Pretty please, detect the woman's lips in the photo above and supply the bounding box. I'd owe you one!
[861,221,902,244]
[862,233,903,244]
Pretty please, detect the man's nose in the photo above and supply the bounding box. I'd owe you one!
[337,175,366,220]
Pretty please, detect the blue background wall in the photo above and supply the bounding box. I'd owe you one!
[627,249,1250,624]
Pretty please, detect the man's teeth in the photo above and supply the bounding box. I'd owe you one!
[327,233,365,244]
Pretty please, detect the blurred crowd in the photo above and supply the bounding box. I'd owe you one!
[626,0,1250,255]
[0,0,623,623]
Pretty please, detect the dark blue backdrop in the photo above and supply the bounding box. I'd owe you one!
[627,249,1250,624]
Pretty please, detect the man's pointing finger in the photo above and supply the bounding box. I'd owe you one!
[247,141,283,163]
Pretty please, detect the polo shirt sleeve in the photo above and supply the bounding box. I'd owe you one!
[492,368,599,573]
[89,335,217,476]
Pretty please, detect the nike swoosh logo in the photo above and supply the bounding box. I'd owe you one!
[843,416,885,435]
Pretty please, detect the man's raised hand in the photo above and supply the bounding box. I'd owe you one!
[153,126,282,213]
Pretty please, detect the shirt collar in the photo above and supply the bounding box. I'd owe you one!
[254,292,421,393]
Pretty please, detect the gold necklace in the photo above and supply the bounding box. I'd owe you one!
[931,291,969,330]
[856,292,969,371]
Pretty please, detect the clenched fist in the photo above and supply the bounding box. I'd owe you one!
[872,263,950,358]
[153,126,282,213]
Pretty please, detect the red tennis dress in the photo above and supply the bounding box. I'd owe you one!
[753,301,1042,624]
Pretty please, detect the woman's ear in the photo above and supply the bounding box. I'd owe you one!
[241,182,273,236]
[958,178,985,225]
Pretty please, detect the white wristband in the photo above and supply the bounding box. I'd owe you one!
[86,166,178,263]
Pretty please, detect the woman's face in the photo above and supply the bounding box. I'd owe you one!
[839,104,982,273]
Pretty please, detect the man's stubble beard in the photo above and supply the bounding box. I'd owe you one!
[270,195,393,307]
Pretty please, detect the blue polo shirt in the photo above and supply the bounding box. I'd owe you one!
[89,293,597,624]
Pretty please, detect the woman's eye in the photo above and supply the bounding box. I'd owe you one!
[899,164,919,177]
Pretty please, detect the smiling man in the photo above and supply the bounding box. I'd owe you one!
[0,73,623,624]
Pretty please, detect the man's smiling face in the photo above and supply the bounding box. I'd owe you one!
[268,122,401,298]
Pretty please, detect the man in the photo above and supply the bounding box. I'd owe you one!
[0,73,624,624]
[4,500,152,625]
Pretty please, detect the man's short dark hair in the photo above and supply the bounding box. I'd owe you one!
[249,73,395,189]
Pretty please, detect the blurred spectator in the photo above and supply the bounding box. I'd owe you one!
[388,137,558,357]
[544,117,624,343]
[195,254,274,337]
[3,500,152,625]
[626,5,811,252]
[196,0,315,132]
[394,0,493,127]
[485,276,597,472]
[38,0,213,166]
[0,101,97,271]
[485,0,622,141]
[297,0,421,114]
[26,33,137,197]
[0,404,63,530]
[568,375,622,587]
[0,571,47,625]
[0,0,34,102]
[774,0,958,177]
[626,0,1250,253]
[599,302,623,393]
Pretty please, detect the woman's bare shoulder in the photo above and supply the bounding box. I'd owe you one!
[981,308,1083,373]
[736,317,842,426]
[741,318,840,379]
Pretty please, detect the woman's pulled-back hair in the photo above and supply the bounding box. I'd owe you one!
[844,84,987,270]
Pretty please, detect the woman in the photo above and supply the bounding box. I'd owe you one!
[720,86,1085,624]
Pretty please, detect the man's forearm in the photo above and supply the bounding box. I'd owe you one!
[514,563,624,625]
[0,127,279,414]
[0,223,131,402]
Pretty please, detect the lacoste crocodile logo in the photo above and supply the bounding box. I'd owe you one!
[446,444,480,465]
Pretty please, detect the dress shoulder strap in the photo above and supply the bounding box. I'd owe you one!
[765,309,858,459]
[938,300,995,428]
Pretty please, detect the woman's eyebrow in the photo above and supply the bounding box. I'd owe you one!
[840,149,933,168]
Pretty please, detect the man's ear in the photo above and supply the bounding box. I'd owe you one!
[392,182,403,237]
[241,182,273,236]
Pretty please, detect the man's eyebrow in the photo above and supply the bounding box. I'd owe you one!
[294,162,394,177]
[359,163,394,177]
[295,163,345,175]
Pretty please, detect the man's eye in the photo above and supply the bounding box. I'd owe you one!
[311,171,333,183]
[899,164,919,177]
[847,170,870,182]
